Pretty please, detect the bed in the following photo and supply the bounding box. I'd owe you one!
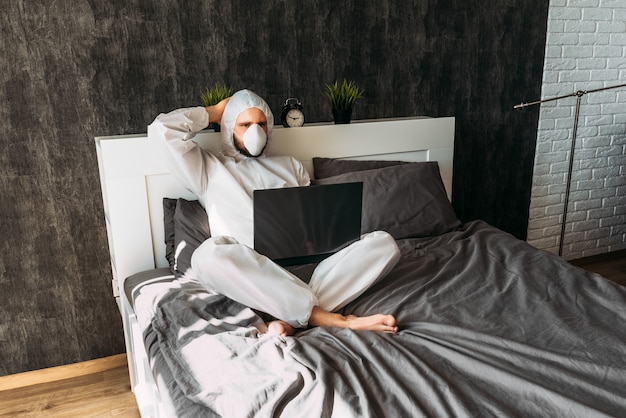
[95,117,626,418]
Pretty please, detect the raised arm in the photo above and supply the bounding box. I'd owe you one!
[206,98,229,124]
[147,98,229,197]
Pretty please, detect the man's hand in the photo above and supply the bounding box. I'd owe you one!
[206,97,230,124]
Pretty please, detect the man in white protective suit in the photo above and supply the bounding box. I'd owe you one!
[149,89,401,336]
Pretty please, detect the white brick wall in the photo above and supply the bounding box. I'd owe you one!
[527,0,626,259]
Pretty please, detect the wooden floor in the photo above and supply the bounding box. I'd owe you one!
[570,249,626,286]
[0,354,139,417]
[0,252,622,417]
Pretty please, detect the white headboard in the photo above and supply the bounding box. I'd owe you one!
[95,117,455,299]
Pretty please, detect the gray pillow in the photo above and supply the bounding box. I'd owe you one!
[163,198,177,269]
[312,162,460,239]
[163,198,211,276]
[313,157,406,179]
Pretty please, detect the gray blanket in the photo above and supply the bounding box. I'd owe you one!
[133,221,626,417]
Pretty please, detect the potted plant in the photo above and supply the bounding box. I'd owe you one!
[200,83,233,131]
[323,79,364,124]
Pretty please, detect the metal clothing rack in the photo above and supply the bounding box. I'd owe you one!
[515,83,626,256]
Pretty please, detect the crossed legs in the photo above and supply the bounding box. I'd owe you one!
[191,231,401,335]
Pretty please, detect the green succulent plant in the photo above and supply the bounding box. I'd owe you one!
[323,79,364,110]
[200,83,233,106]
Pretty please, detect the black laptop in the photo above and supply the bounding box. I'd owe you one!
[253,182,363,266]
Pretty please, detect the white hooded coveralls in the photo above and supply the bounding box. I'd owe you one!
[148,90,400,328]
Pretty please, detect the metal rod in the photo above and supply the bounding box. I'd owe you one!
[515,83,626,256]
[558,94,582,256]
[514,91,580,109]
[514,83,626,109]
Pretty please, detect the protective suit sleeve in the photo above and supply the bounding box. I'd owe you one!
[148,107,214,198]
[293,156,311,186]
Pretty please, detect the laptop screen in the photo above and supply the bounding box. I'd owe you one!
[253,182,363,266]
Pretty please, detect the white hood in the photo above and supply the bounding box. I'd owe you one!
[219,89,274,160]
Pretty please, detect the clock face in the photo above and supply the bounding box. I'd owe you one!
[286,108,305,127]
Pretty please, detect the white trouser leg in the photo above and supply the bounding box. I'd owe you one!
[190,236,317,328]
[309,231,400,312]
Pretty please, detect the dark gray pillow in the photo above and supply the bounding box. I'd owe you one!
[173,198,211,276]
[312,162,460,239]
[163,198,211,276]
[163,198,178,270]
[313,157,407,179]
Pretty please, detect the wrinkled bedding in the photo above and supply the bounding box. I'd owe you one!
[132,221,626,417]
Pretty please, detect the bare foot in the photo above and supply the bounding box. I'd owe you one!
[308,306,398,333]
[265,320,295,337]
[345,314,398,333]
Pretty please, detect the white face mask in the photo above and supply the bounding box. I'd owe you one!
[242,124,267,156]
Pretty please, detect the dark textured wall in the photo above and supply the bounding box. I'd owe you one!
[0,1,549,375]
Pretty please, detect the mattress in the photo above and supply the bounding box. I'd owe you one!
[127,220,626,417]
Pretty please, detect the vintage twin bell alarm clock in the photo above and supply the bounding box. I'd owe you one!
[280,98,305,128]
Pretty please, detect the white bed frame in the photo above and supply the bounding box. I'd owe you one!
[95,116,455,417]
